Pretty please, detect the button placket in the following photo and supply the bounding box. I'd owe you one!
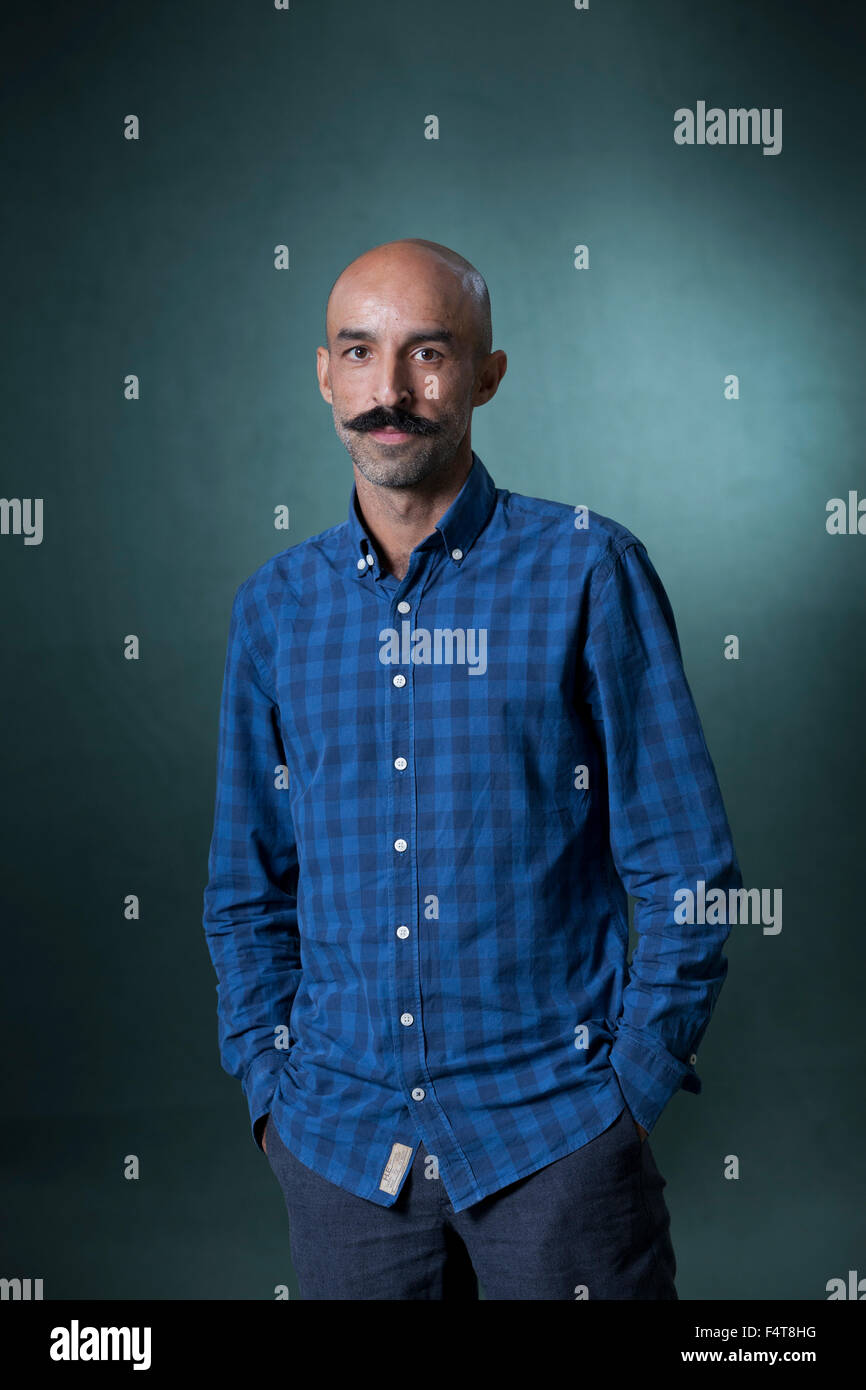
[381,546,477,1199]
[387,568,440,1127]
[387,576,424,1104]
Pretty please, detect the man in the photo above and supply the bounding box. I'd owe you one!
[202,237,742,1300]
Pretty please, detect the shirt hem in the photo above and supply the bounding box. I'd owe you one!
[269,1072,628,1216]
[446,1076,627,1213]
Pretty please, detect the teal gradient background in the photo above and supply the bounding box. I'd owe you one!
[1,0,863,1299]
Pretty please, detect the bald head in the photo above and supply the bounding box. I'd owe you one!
[317,237,506,491]
[326,238,492,363]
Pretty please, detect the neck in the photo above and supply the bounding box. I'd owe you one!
[354,439,473,580]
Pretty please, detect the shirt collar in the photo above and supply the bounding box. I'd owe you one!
[347,450,497,580]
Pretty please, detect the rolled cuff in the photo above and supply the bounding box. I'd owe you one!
[609,1021,701,1133]
[242,1049,285,1151]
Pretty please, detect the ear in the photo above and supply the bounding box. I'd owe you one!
[316,345,333,404]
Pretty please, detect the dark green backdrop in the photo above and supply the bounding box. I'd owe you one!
[2,0,863,1300]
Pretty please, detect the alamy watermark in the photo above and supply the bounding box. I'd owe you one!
[674,880,782,935]
[674,102,782,156]
[378,620,488,675]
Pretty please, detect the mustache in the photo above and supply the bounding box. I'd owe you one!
[346,407,440,435]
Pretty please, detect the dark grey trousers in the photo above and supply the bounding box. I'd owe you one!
[264,1105,677,1300]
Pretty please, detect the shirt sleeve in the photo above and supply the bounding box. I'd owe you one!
[581,539,742,1133]
[202,584,302,1151]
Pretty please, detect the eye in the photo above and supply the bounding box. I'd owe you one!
[347,346,370,360]
[415,348,442,362]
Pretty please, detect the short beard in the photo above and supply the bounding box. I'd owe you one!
[334,412,470,490]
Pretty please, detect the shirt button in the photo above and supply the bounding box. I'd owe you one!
[689,1054,697,1065]
[397,600,411,613]
[365,553,374,566]
[394,838,407,852]
[393,674,406,687]
[396,925,410,939]
[356,557,366,570]
[451,548,463,561]
[400,1013,414,1027]
[394,756,407,770]
[411,1087,425,1101]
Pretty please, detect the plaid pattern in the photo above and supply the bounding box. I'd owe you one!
[202,452,741,1213]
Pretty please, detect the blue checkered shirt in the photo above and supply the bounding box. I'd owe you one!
[202,452,741,1213]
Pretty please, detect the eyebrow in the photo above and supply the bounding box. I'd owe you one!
[334,327,456,347]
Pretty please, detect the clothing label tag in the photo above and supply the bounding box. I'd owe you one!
[379,1142,413,1195]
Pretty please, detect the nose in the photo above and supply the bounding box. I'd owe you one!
[370,353,414,410]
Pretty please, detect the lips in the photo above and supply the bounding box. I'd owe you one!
[369,427,414,442]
